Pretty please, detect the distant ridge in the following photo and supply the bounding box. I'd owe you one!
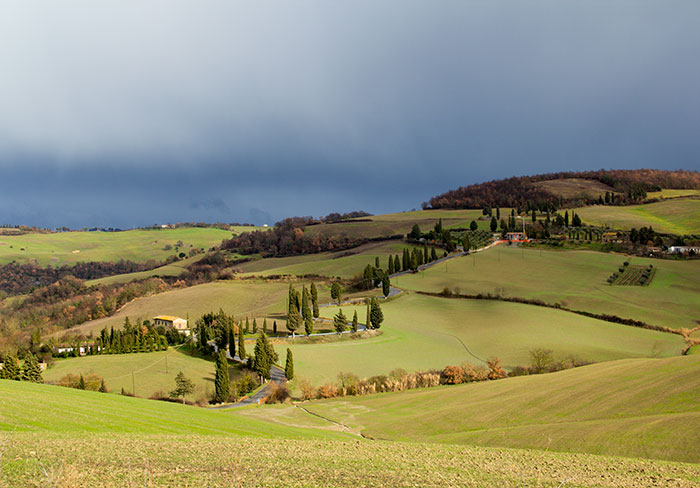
[426,169,700,209]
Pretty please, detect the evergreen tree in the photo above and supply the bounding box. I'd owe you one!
[363,264,374,290]
[496,207,500,219]
[273,321,278,335]
[352,311,358,332]
[0,353,20,380]
[435,218,443,235]
[99,379,108,393]
[170,371,195,403]
[330,282,342,304]
[284,348,294,380]
[572,212,582,227]
[304,314,314,335]
[375,256,380,269]
[402,249,409,271]
[531,209,537,223]
[238,325,246,360]
[245,317,250,334]
[382,274,390,297]
[302,287,312,319]
[286,307,301,337]
[228,325,236,355]
[310,283,319,318]
[263,318,268,334]
[490,216,497,232]
[462,235,470,251]
[423,245,429,264]
[333,309,347,334]
[252,318,257,334]
[564,210,569,227]
[370,298,384,329]
[409,224,421,239]
[214,350,230,403]
[253,331,272,380]
[21,352,43,383]
[431,247,438,260]
[78,374,86,390]
[29,329,41,354]
[470,220,478,231]
[366,299,371,330]
[387,255,394,274]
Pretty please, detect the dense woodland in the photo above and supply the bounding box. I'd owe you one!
[0,259,167,295]
[426,169,700,210]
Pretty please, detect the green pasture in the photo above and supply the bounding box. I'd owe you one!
[646,189,700,200]
[277,292,684,386]
[236,241,422,278]
[304,209,490,240]
[85,254,207,286]
[0,227,234,266]
[42,347,234,401]
[398,245,700,330]
[572,198,700,234]
[301,355,700,463]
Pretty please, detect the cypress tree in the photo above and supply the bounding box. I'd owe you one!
[253,331,272,380]
[330,282,342,304]
[287,307,301,337]
[352,311,358,332]
[304,314,314,335]
[334,309,347,334]
[375,256,380,269]
[0,353,20,380]
[302,287,312,319]
[78,374,86,390]
[370,298,384,329]
[423,245,429,264]
[263,318,268,334]
[245,317,250,334]
[365,299,371,329]
[238,325,246,360]
[382,274,390,297]
[252,318,257,334]
[228,326,236,356]
[496,207,500,219]
[564,210,569,227]
[214,350,230,403]
[387,255,394,274]
[310,283,319,318]
[284,348,294,380]
[273,321,278,334]
[402,249,409,271]
[431,247,438,261]
[99,379,108,393]
[490,216,497,231]
[21,352,43,383]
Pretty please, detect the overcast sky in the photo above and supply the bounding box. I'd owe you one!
[1,1,699,228]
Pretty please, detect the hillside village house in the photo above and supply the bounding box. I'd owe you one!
[505,232,528,242]
[601,232,622,243]
[668,245,700,255]
[153,315,190,336]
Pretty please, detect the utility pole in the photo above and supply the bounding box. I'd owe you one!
[132,371,135,397]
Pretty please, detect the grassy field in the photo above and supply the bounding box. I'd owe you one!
[42,347,236,401]
[304,209,491,240]
[276,292,684,386]
[532,178,617,199]
[296,355,700,463]
[59,280,294,337]
[236,241,423,278]
[572,198,700,234]
[85,254,207,286]
[0,227,235,266]
[398,245,700,330]
[2,381,699,487]
[646,189,700,200]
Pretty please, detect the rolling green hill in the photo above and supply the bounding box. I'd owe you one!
[279,292,684,386]
[572,198,700,235]
[43,347,236,401]
[2,379,699,487]
[0,227,236,266]
[298,355,700,463]
[398,246,700,330]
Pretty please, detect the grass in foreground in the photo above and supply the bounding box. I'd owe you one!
[278,292,684,386]
[4,434,700,487]
[293,355,700,464]
[42,348,233,401]
[397,245,700,330]
[0,227,235,266]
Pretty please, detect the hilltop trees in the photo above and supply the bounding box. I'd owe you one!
[170,371,195,404]
[214,350,230,403]
[284,348,294,380]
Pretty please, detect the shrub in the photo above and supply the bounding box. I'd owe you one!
[265,382,290,404]
[235,373,258,397]
[460,362,488,382]
[486,357,507,380]
[441,365,464,385]
[317,383,338,399]
[299,379,317,401]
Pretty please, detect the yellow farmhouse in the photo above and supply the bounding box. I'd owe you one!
[153,315,190,336]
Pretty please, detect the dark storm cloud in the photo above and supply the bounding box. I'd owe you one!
[1,1,699,228]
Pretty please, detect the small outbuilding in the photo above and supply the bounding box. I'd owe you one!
[153,315,190,336]
[505,232,528,242]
